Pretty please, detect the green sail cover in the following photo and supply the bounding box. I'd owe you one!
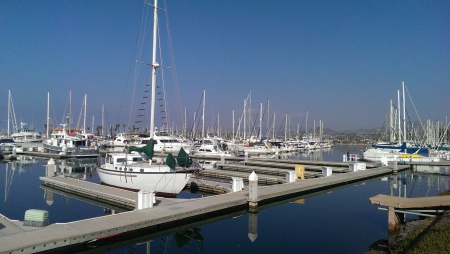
[177,147,192,168]
[127,138,154,160]
[166,153,176,170]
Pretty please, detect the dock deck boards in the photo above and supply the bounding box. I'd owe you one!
[369,194,450,208]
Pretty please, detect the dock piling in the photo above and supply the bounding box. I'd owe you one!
[248,171,258,208]
[46,158,55,177]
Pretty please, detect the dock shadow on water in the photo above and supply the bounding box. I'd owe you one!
[0,144,449,253]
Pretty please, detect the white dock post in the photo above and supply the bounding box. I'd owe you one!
[232,177,243,192]
[286,171,296,182]
[137,189,145,210]
[322,167,332,176]
[245,151,248,161]
[12,147,16,157]
[61,145,67,155]
[148,191,155,208]
[248,171,258,208]
[46,158,55,177]
[221,152,225,164]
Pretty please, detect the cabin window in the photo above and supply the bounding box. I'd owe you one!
[132,157,142,162]
[116,158,124,163]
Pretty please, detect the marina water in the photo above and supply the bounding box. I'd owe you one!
[1,144,449,253]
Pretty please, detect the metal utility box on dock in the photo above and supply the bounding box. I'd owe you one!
[349,163,366,172]
[322,167,332,176]
[23,209,49,227]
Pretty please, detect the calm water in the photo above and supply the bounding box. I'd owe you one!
[1,144,449,253]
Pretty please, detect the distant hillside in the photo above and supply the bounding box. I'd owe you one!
[323,127,382,135]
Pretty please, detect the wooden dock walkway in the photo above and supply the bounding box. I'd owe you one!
[217,163,321,178]
[0,164,409,253]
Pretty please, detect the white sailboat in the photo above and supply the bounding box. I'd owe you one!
[98,0,198,197]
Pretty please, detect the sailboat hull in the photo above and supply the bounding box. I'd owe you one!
[97,166,192,197]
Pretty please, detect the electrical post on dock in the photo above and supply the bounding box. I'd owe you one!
[295,165,305,180]
[248,171,258,208]
[137,189,155,210]
[46,158,55,177]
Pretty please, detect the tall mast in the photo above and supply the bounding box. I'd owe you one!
[184,107,187,138]
[402,81,406,141]
[259,103,262,141]
[272,112,275,140]
[232,110,235,140]
[397,90,401,143]
[149,0,159,137]
[285,114,287,141]
[193,112,196,139]
[243,99,246,140]
[305,111,308,137]
[83,94,87,133]
[69,90,72,130]
[47,92,50,138]
[7,90,11,137]
[389,100,394,143]
[267,99,270,132]
[202,89,205,138]
[102,104,104,136]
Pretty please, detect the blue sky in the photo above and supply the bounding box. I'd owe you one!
[1,0,449,135]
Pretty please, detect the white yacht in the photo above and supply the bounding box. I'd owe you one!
[10,122,43,143]
[42,124,99,158]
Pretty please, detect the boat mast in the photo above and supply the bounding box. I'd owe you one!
[272,112,275,140]
[397,90,401,143]
[389,100,394,143]
[284,114,287,141]
[202,89,205,139]
[243,99,246,140]
[305,111,308,138]
[232,110,235,140]
[102,104,104,136]
[184,107,187,138]
[69,90,72,131]
[7,89,11,137]
[47,92,50,138]
[149,0,159,138]
[259,103,262,141]
[402,81,406,142]
[83,94,87,133]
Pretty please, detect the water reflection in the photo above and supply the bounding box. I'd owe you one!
[42,158,98,180]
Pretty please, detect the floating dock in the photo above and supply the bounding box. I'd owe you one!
[0,159,411,253]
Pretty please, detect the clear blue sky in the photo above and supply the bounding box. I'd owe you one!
[1,0,449,134]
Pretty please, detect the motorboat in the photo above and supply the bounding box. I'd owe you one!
[42,124,99,158]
